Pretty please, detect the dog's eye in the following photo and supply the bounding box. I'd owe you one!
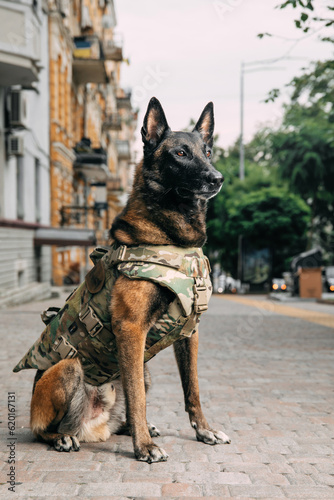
[206,150,211,158]
[177,150,186,157]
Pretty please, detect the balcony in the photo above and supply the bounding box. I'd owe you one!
[116,140,131,160]
[0,1,41,86]
[103,113,122,131]
[103,36,123,62]
[116,92,132,110]
[107,176,122,192]
[72,36,108,84]
[74,138,109,183]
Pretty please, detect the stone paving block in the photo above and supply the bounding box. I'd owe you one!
[314,462,334,474]
[28,461,101,472]
[43,471,122,483]
[79,482,161,497]
[283,485,334,498]
[223,463,269,474]
[168,451,209,463]
[161,483,203,496]
[175,471,251,485]
[291,462,318,474]
[202,484,231,497]
[229,485,285,498]
[310,473,334,486]
[149,461,187,474]
[285,473,317,485]
[185,461,221,472]
[122,472,173,483]
[249,472,290,485]
[1,482,80,496]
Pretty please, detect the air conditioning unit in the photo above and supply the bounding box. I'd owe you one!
[59,0,69,17]
[8,135,24,156]
[9,90,27,128]
[81,5,93,29]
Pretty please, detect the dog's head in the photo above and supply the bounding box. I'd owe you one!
[141,97,224,200]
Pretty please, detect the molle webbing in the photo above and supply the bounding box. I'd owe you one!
[13,243,212,386]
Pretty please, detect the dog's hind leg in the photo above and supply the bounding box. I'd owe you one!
[173,331,231,445]
[30,358,84,451]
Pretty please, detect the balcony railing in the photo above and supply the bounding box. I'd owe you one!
[116,140,131,160]
[107,176,122,192]
[0,1,41,86]
[116,92,132,110]
[74,138,109,182]
[103,113,122,131]
[103,37,123,62]
[72,36,108,84]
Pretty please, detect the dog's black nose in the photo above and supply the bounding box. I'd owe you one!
[206,171,224,187]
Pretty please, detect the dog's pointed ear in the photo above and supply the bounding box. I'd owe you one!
[193,102,214,148]
[141,97,170,149]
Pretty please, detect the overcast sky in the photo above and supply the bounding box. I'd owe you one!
[116,0,333,153]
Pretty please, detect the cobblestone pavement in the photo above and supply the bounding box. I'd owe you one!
[1,291,334,499]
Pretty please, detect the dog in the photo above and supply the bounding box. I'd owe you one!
[29,97,230,462]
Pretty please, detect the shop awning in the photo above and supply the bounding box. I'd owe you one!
[34,227,96,246]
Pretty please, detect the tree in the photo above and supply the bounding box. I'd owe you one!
[276,0,334,41]
[206,148,311,277]
[259,1,334,42]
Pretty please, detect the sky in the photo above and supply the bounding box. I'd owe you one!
[115,0,333,154]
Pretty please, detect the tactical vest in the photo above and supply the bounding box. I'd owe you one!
[13,244,212,386]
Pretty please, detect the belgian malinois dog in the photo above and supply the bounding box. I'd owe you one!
[30,97,230,463]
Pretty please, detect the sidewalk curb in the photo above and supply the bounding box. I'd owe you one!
[0,282,52,309]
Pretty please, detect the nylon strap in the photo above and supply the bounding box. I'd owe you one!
[107,244,182,269]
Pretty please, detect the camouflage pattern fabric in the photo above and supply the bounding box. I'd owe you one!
[13,243,212,386]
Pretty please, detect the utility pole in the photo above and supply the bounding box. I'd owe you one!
[239,61,245,181]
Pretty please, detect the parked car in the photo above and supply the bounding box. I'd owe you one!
[214,274,241,294]
[272,277,287,292]
[324,266,334,292]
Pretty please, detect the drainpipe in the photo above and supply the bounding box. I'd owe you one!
[79,174,90,283]
[83,84,88,137]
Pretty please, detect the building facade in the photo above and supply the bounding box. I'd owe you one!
[0,0,51,294]
[0,0,137,293]
[48,0,136,285]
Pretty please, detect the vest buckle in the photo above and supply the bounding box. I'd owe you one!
[52,336,77,359]
[193,278,208,314]
[109,245,127,265]
[79,305,104,337]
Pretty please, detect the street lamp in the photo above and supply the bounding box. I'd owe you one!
[239,60,286,180]
[239,54,307,180]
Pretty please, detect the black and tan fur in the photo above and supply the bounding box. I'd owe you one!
[30,97,230,462]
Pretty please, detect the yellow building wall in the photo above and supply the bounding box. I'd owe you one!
[48,1,135,285]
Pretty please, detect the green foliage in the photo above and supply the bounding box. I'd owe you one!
[263,60,334,257]
[206,147,311,277]
[276,0,333,38]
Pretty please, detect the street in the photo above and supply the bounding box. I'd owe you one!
[1,292,334,499]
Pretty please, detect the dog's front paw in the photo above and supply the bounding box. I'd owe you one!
[53,435,80,452]
[147,422,161,438]
[135,443,168,463]
[192,423,231,445]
